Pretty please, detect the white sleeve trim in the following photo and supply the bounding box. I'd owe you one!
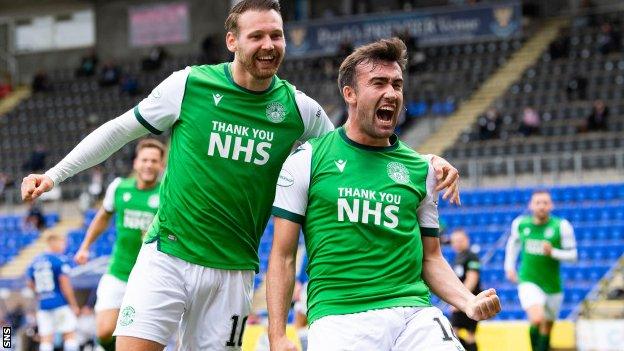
[504,218,522,272]
[551,219,578,262]
[416,160,439,230]
[294,90,334,142]
[135,67,190,132]
[45,110,149,185]
[272,142,313,221]
[102,177,122,213]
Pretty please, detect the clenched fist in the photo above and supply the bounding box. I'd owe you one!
[21,174,54,202]
[464,288,501,321]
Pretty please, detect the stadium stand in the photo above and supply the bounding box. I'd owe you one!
[444,10,624,180]
[0,213,59,266]
[0,35,523,202]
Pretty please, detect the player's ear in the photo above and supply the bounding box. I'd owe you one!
[343,85,357,105]
[226,32,237,53]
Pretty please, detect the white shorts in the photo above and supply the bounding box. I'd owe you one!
[95,273,128,312]
[518,282,563,321]
[308,306,465,351]
[114,242,254,350]
[36,305,78,336]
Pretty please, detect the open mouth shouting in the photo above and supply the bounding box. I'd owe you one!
[375,104,396,126]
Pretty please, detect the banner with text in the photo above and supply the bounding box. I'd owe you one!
[286,2,521,57]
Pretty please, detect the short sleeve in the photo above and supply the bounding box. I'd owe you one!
[59,256,71,275]
[271,142,313,224]
[467,253,481,271]
[295,90,334,142]
[417,160,440,237]
[102,177,122,213]
[134,67,190,134]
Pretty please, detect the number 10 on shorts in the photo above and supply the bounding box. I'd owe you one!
[226,315,248,347]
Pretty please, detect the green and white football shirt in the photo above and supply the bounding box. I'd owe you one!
[505,216,576,293]
[272,128,439,324]
[133,63,334,271]
[102,177,160,282]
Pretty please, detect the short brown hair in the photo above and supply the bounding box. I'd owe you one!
[225,0,281,35]
[135,138,166,159]
[338,37,407,93]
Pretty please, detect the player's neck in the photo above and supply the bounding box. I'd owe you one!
[136,179,156,190]
[344,121,391,147]
[532,216,549,225]
[230,61,273,92]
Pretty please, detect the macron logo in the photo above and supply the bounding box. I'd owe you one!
[213,93,223,106]
[335,160,347,173]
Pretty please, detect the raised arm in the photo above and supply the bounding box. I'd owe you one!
[21,67,189,201]
[21,112,148,201]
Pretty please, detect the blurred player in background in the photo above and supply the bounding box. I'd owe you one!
[450,229,482,351]
[73,139,165,351]
[26,231,80,351]
[267,38,499,351]
[20,0,460,349]
[504,190,578,351]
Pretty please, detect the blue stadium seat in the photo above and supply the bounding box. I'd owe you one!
[612,226,624,241]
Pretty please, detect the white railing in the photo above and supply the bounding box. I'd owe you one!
[450,149,624,188]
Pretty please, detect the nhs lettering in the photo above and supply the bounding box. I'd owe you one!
[207,121,274,165]
[337,187,401,229]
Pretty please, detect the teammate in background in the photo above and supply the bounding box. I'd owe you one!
[20,1,460,349]
[26,231,80,351]
[450,229,482,351]
[73,139,165,351]
[504,190,578,351]
[267,38,500,351]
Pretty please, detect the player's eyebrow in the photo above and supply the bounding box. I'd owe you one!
[369,77,403,85]
[247,28,284,37]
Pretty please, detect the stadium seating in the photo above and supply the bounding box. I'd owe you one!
[0,35,524,200]
[65,209,115,259]
[437,183,624,320]
[0,213,59,267]
[444,11,624,177]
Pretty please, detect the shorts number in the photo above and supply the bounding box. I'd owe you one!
[226,315,248,347]
[433,317,455,341]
